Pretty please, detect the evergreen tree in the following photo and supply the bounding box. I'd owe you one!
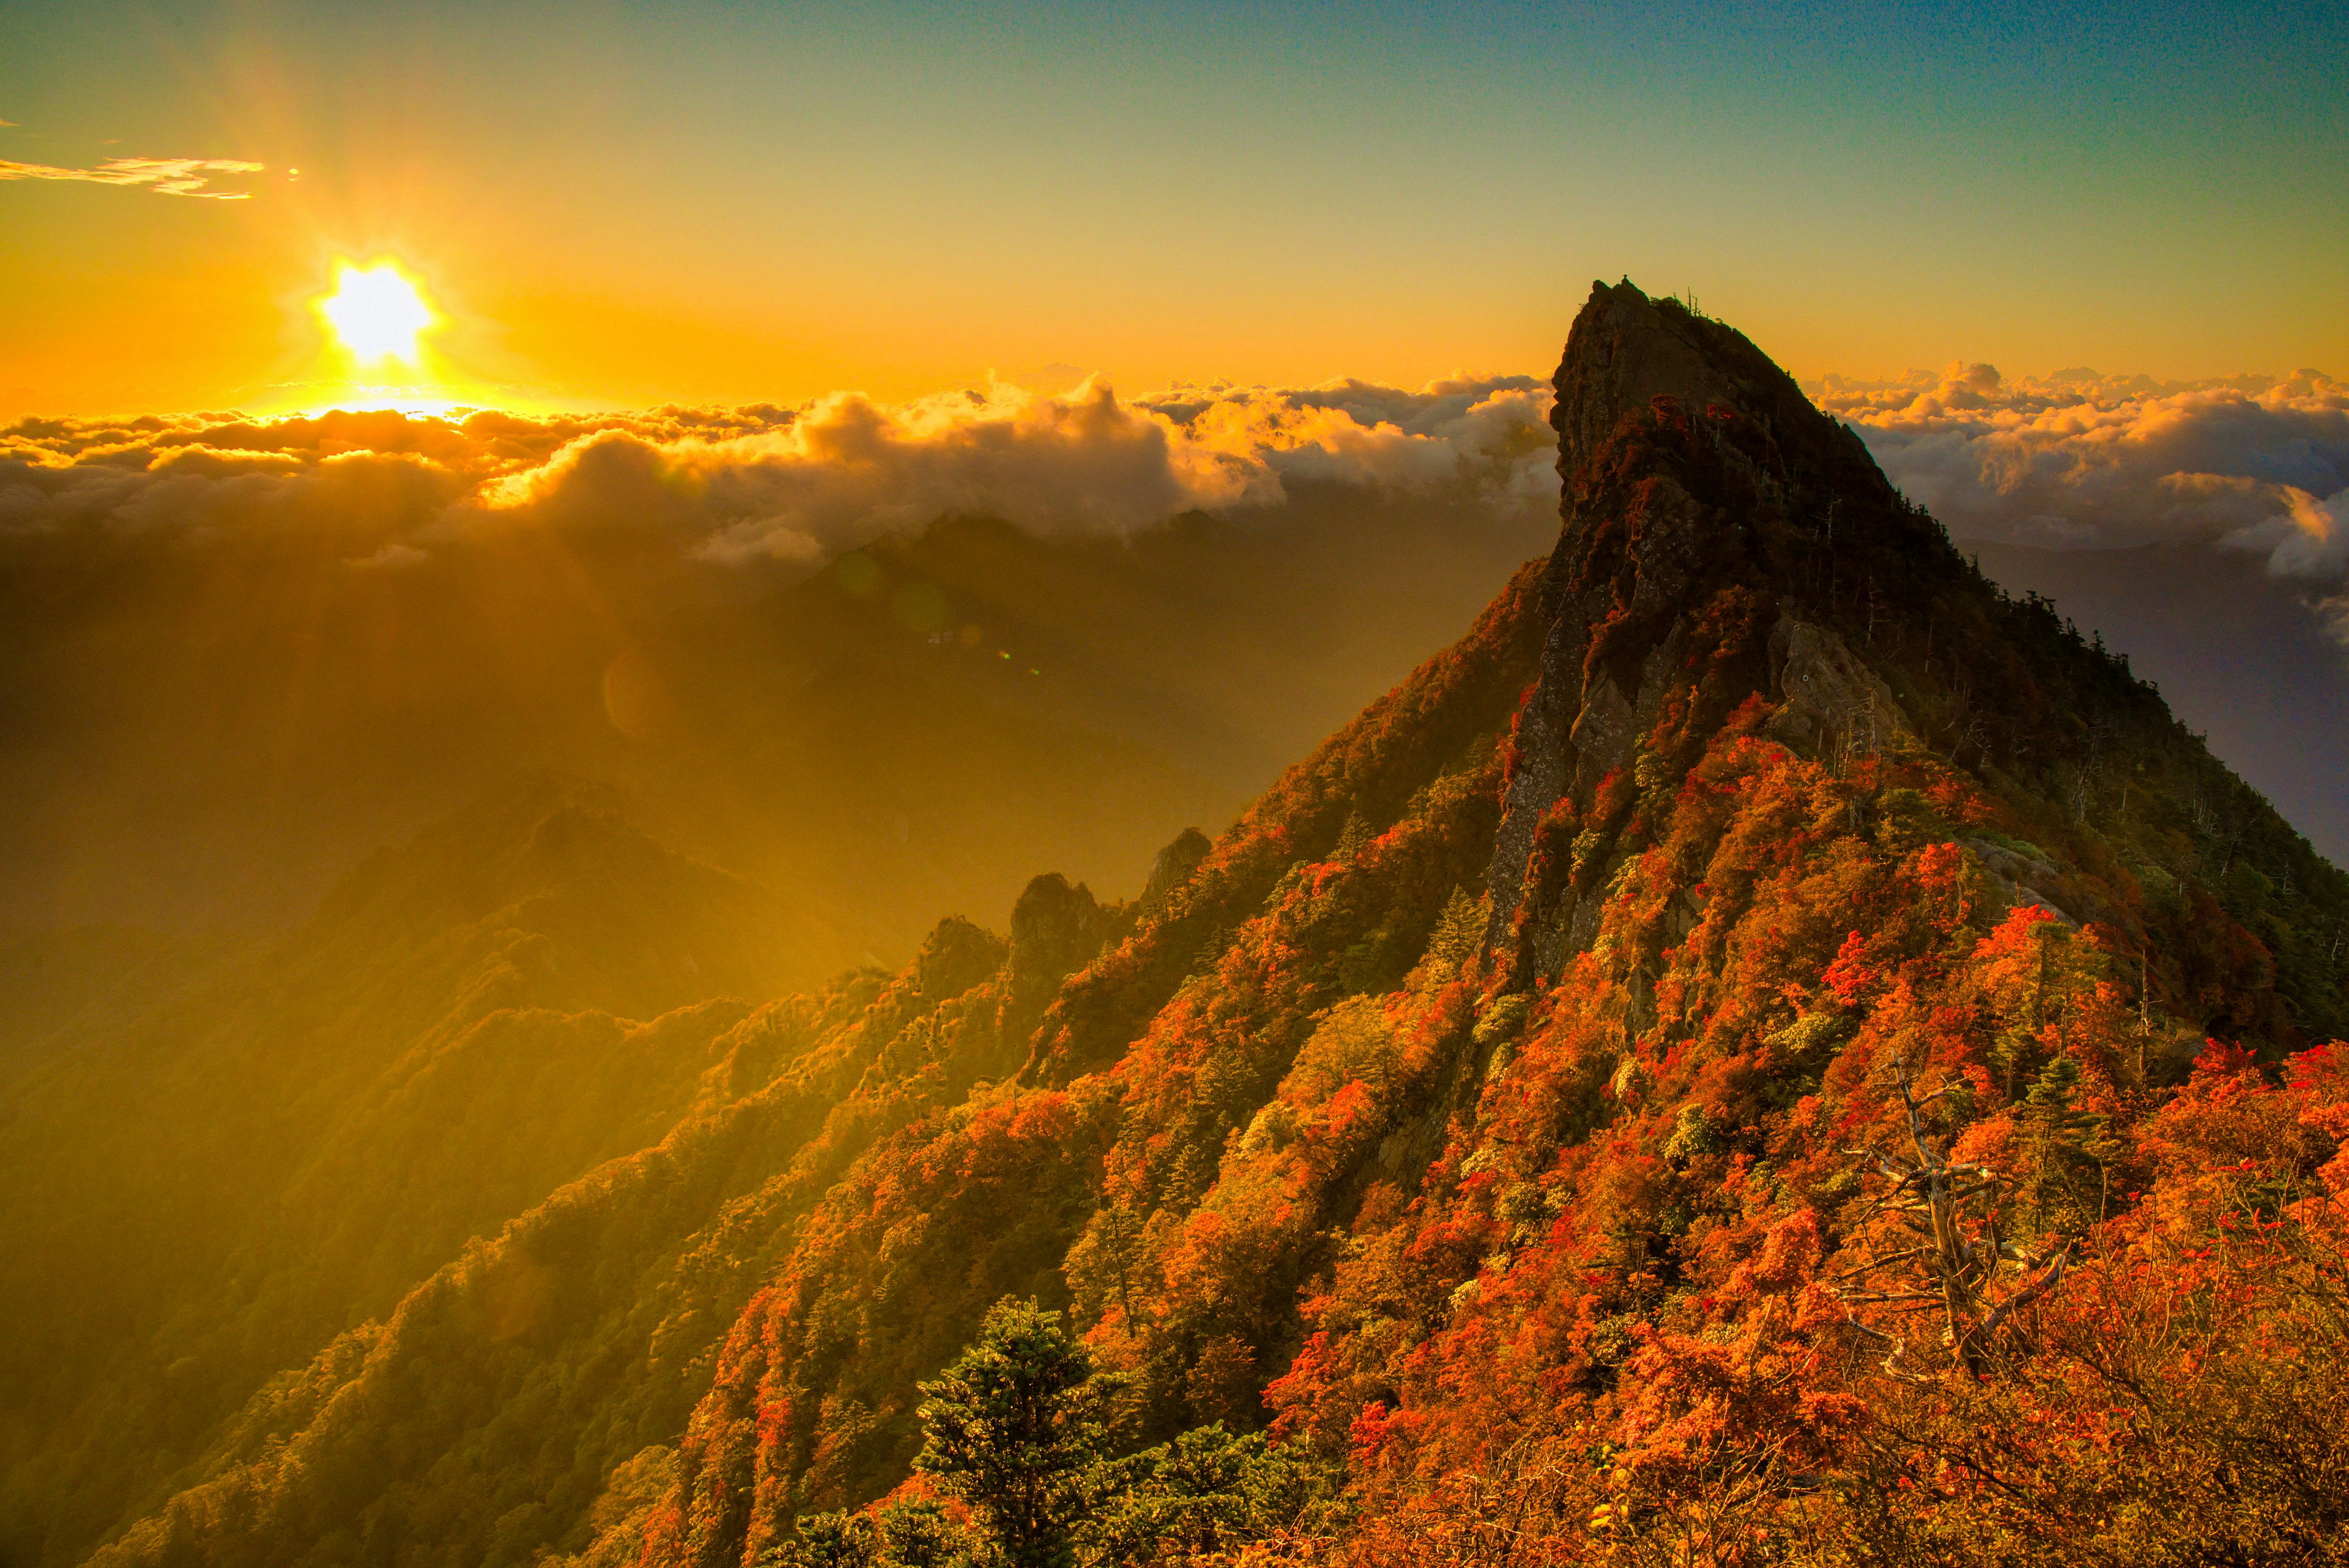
[765,1497,970,1568]
[2018,1053,2117,1238]
[913,1299,1121,1568]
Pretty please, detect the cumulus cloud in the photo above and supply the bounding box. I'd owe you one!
[0,154,264,198]
[1811,363,2349,584]
[20,362,2345,617]
[0,375,1553,573]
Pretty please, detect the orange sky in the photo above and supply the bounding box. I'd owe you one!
[4,1,2345,417]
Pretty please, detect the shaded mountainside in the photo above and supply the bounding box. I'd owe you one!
[53,284,2349,1567]
[1967,539,2349,869]
[0,463,1547,959]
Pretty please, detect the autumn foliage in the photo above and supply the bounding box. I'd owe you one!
[51,282,2349,1568]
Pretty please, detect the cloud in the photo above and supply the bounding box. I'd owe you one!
[1811,363,2349,581]
[482,375,1556,567]
[0,376,1551,576]
[20,362,2344,617]
[0,154,264,198]
[2320,590,2349,649]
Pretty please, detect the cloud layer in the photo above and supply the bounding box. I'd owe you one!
[0,155,264,198]
[0,376,1554,573]
[12,360,2343,617]
[1815,364,2349,589]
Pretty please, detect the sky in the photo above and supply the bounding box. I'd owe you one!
[4,0,2346,415]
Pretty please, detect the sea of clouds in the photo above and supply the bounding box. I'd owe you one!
[1815,364,2349,643]
[9,359,2344,638]
[0,374,1556,576]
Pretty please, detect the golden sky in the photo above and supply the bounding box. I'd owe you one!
[3,1,2345,417]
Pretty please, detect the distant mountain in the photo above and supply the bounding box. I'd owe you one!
[0,776,828,1561]
[18,285,2349,1568]
[0,476,1548,972]
[1967,540,2349,866]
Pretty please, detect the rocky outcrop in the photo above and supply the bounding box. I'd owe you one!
[1762,615,1912,759]
[1139,827,1213,911]
[1485,281,1943,978]
[1962,836,2090,929]
[1007,873,1114,999]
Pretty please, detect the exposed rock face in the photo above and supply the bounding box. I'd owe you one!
[1762,615,1913,758]
[1486,281,1959,977]
[1549,288,1742,479]
[1140,827,1213,910]
[1007,872,1113,997]
[1961,836,2088,928]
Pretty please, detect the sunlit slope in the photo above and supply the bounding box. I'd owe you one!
[57,562,1545,1567]
[0,778,826,1566]
[614,290,2347,1566]
[75,875,1146,1568]
[623,289,2340,1564]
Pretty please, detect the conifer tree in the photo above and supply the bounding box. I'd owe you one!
[2018,1053,2117,1238]
[913,1299,1121,1568]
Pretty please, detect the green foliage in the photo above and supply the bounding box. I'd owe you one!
[2016,1053,2120,1238]
[764,1496,971,1568]
[1085,1423,1338,1565]
[913,1300,1122,1568]
[781,1315,1332,1568]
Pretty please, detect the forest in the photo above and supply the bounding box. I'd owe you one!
[5,282,2344,1568]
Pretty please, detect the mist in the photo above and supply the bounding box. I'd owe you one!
[0,379,1555,964]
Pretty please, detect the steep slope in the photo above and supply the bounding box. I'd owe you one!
[1970,538,2349,867]
[1483,282,2341,1039]
[0,778,829,1566]
[76,877,1137,1568]
[628,283,2347,1564]
[82,283,2349,1567]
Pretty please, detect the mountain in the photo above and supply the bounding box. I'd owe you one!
[0,472,1548,967]
[0,776,832,1561]
[24,283,2349,1568]
[1967,540,2349,868]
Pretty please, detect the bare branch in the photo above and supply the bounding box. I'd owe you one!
[1980,1246,2072,1340]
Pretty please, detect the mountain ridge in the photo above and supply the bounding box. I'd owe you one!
[23,280,2349,1567]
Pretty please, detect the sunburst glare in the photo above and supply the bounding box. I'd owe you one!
[316,260,437,366]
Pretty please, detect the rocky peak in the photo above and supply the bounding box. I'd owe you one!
[1486,280,1969,977]
[1548,281,1740,478]
[1548,280,1881,494]
[1008,871,1113,995]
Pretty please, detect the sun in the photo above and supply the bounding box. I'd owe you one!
[317,260,437,366]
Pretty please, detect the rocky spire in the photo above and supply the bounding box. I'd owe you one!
[1485,280,1961,977]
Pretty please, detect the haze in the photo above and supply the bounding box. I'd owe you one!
[6,10,2349,1566]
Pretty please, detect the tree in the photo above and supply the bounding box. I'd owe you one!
[913,1299,1122,1568]
[1833,1055,2072,1380]
[763,1496,970,1568]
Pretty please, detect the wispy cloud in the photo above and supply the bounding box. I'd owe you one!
[0,154,264,198]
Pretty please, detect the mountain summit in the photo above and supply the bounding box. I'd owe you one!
[35,282,2349,1568]
[1492,281,2340,1041]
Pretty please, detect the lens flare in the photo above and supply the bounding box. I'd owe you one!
[317,261,437,366]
